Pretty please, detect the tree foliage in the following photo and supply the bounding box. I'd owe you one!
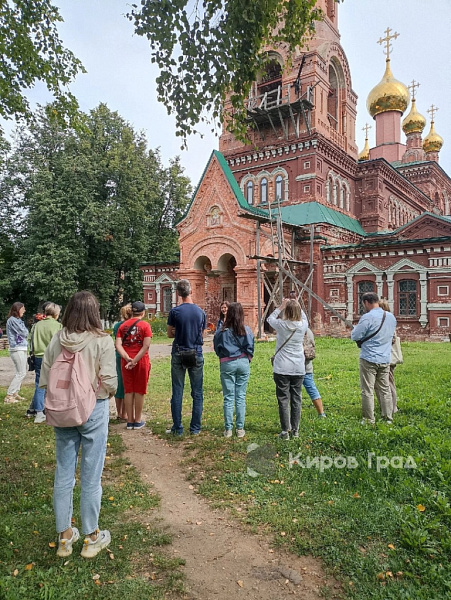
[129,0,330,144]
[0,104,191,321]
[0,0,85,125]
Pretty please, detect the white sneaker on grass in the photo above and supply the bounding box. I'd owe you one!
[81,529,111,558]
[34,411,46,424]
[57,527,80,557]
[224,429,232,438]
[236,429,246,438]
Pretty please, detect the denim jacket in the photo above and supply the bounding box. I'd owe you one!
[214,326,254,361]
[6,316,29,350]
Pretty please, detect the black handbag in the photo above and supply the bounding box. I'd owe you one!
[27,355,36,372]
[179,348,197,368]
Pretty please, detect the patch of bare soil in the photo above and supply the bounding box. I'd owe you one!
[118,426,341,600]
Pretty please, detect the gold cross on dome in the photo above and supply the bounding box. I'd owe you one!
[427,104,438,123]
[408,80,420,101]
[362,123,372,139]
[377,27,400,59]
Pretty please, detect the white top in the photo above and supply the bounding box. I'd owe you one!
[267,308,308,375]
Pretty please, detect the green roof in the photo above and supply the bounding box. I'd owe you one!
[181,152,366,236]
[277,202,367,235]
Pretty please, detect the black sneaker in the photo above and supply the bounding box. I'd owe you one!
[26,409,37,418]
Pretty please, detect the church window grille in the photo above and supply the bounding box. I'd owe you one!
[163,287,172,313]
[357,281,375,315]
[260,178,268,204]
[246,181,254,205]
[399,280,417,316]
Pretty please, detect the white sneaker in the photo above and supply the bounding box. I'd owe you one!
[224,429,232,438]
[81,529,111,558]
[57,527,80,557]
[34,411,46,424]
[236,429,246,438]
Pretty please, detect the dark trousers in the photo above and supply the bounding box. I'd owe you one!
[273,373,304,433]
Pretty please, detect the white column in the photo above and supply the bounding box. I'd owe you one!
[156,283,161,316]
[376,273,383,298]
[386,273,394,313]
[419,272,428,328]
[172,282,177,308]
[346,274,354,321]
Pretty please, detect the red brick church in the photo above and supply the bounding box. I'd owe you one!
[142,0,451,340]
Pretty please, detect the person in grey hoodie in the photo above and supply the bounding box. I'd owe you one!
[4,302,29,403]
[40,291,117,559]
[267,298,308,440]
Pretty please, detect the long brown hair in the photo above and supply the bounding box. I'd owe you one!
[223,302,246,336]
[7,302,24,318]
[62,291,105,335]
[218,300,229,320]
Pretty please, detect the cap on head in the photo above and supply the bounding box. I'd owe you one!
[131,301,146,313]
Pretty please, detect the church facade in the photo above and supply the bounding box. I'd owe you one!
[142,0,451,340]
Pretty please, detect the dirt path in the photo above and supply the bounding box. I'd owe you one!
[119,427,340,600]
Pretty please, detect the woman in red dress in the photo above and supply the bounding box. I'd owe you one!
[115,301,152,430]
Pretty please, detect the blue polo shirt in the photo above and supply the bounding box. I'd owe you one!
[351,307,396,363]
[167,303,206,355]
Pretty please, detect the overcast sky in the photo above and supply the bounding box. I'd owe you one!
[3,0,450,185]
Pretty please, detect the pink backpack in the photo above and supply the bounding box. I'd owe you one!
[45,346,97,427]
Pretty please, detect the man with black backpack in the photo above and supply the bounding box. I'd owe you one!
[166,279,206,436]
[351,292,396,425]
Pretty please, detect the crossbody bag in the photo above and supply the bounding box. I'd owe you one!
[271,330,296,365]
[356,312,386,348]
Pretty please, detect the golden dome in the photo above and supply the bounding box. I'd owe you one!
[358,137,370,161]
[367,59,410,118]
[402,99,426,135]
[423,122,443,153]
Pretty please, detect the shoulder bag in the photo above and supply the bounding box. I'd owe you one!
[356,312,386,348]
[271,330,296,365]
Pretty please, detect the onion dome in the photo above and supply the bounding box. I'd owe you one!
[358,137,370,161]
[402,99,426,135]
[423,121,444,153]
[367,60,410,118]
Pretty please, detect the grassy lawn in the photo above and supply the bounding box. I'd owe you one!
[147,338,451,600]
[0,398,185,599]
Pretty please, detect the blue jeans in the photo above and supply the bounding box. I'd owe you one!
[220,357,250,430]
[302,373,321,401]
[170,353,204,434]
[31,356,45,412]
[53,399,109,535]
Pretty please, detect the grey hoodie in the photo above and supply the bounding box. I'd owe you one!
[40,329,117,399]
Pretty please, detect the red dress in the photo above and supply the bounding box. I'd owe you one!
[117,318,152,394]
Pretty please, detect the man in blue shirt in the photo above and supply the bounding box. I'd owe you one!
[166,279,206,435]
[351,292,397,424]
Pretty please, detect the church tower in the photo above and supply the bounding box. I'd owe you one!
[219,0,358,213]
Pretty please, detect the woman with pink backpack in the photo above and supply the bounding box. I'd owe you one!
[40,291,117,558]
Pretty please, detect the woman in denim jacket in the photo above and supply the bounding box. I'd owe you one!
[214,302,254,439]
[5,302,29,404]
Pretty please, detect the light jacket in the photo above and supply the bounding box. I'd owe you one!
[30,317,62,357]
[39,329,117,399]
[267,308,308,375]
[6,316,29,351]
[214,326,254,361]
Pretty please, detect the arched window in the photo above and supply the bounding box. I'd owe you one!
[246,181,254,205]
[357,281,375,315]
[328,64,338,131]
[260,178,268,204]
[275,175,283,201]
[399,280,417,316]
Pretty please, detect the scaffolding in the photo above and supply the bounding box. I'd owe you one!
[247,200,353,337]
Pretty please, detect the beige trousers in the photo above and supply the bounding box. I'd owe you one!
[359,358,393,422]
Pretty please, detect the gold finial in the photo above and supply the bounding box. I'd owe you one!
[408,80,420,101]
[377,27,400,60]
[427,104,438,124]
[362,123,372,139]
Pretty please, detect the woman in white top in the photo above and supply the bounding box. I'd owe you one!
[267,298,308,439]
